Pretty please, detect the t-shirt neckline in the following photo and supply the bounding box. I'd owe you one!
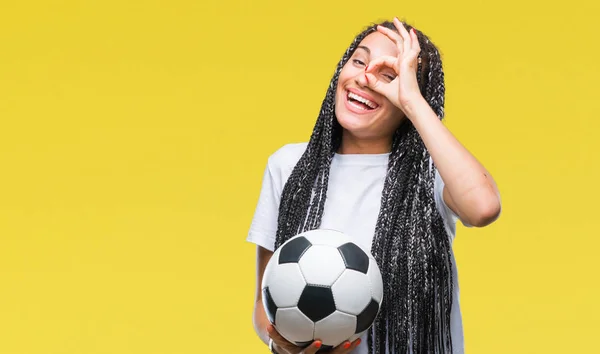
[332,152,390,166]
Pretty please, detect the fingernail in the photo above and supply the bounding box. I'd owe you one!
[364,74,369,83]
[315,341,322,348]
[365,64,369,71]
[344,342,351,349]
[356,338,362,345]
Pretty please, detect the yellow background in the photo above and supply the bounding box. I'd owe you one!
[1,0,598,353]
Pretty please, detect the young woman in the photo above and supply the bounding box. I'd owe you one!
[247,18,501,354]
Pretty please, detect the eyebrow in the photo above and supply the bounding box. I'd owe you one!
[357,45,370,54]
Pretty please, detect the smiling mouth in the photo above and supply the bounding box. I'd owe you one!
[346,91,379,111]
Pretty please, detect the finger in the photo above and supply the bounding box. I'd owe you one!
[332,341,352,353]
[365,72,395,101]
[365,55,399,75]
[301,340,323,354]
[410,28,421,53]
[402,42,420,70]
[266,324,280,340]
[392,18,412,56]
[329,338,362,353]
[376,24,404,55]
[267,324,292,348]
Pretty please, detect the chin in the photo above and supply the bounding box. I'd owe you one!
[334,94,378,137]
[336,111,371,134]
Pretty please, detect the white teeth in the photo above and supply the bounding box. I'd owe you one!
[348,92,377,109]
[349,100,368,110]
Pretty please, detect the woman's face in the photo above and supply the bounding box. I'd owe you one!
[335,32,406,143]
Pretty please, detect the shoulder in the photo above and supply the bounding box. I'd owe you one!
[247,143,307,252]
[267,142,308,171]
[262,142,308,192]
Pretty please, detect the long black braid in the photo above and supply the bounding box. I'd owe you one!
[273,20,454,354]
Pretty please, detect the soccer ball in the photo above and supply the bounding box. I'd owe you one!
[261,229,383,351]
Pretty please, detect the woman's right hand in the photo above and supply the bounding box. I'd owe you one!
[267,324,361,354]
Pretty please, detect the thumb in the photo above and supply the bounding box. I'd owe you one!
[301,340,323,354]
[364,73,395,102]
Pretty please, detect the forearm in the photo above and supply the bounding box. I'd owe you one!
[404,98,501,225]
[253,298,271,346]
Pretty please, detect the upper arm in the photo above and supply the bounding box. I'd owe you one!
[252,245,274,344]
[442,184,501,227]
[442,186,464,224]
[254,246,274,302]
[247,160,280,251]
[248,159,280,343]
[433,167,465,232]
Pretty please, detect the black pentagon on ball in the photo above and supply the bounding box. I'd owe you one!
[279,236,312,264]
[294,340,312,348]
[318,344,334,352]
[262,287,278,325]
[355,298,380,333]
[297,285,336,322]
[295,342,333,353]
[337,242,369,274]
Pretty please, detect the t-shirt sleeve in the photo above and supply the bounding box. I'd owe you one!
[246,158,281,252]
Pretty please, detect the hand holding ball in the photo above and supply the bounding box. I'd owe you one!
[262,229,384,351]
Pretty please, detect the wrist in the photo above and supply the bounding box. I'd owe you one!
[269,338,279,353]
[401,95,431,122]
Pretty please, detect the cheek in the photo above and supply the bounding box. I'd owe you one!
[335,68,359,100]
[337,63,361,86]
[335,74,349,99]
[385,105,406,126]
[386,102,402,115]
[378,100,404,122]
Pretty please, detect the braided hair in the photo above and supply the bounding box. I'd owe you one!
[273,20,453,354]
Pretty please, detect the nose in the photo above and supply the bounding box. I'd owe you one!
[355,72,369,88]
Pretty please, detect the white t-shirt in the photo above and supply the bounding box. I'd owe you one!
[247,142,467,354]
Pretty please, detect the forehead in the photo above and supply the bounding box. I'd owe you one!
[355,32,399,58]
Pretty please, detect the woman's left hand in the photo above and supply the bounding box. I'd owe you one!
[364,17,424,117]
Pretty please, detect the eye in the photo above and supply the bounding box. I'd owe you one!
[383,74,396,82]
[352,59,366,66]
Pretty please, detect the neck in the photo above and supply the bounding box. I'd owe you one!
[337,130,392,154]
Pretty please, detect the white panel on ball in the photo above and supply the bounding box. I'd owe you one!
[264,263,306,308]
[261,246,282,288]
[275,307,315,344]
[314,311,357,347]
[331,269,372,315]
[348,330,367,342]
[300,229,350,247]
[298,245,346,285]
[367,258,384,303]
